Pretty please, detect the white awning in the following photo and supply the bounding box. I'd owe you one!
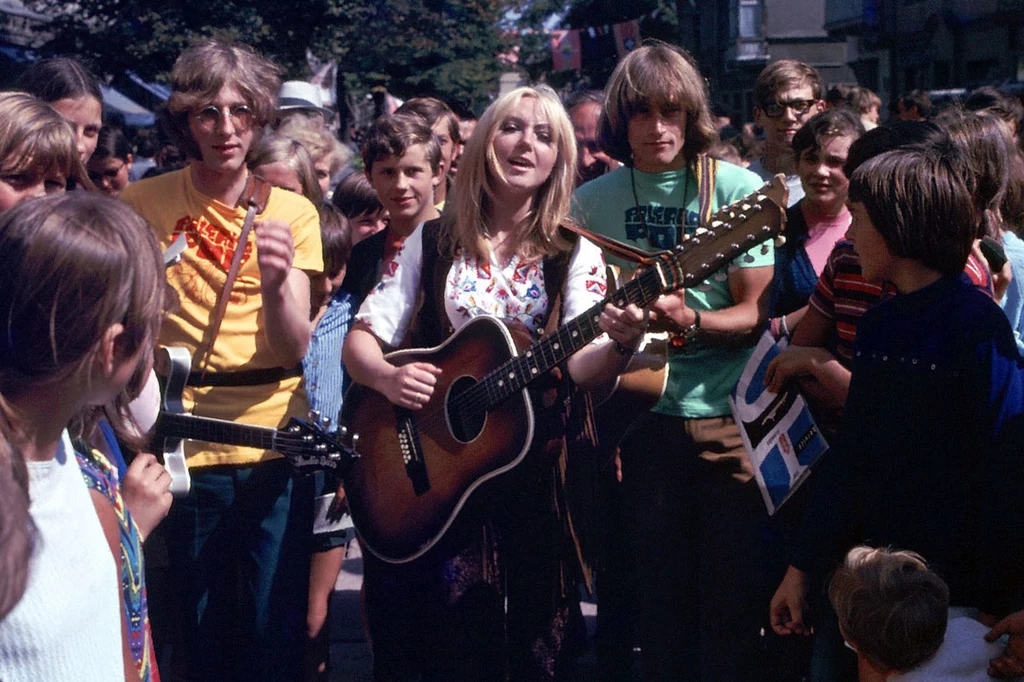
[99,83,155,127]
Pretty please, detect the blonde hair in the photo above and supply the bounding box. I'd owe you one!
[249,133,324,204]
[453,85,577,262]
[829,546,949,673]
[0,92,86,192]
[277,117,352,175]
[598,41,717,165]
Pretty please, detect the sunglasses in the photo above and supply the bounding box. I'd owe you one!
[762,99,818,118]
[192,104,254,132]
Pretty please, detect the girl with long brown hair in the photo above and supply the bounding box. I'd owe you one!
[0,193,166,681]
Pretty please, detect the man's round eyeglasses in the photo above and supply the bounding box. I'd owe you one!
[762,99,817,118]
[192,104,254,132]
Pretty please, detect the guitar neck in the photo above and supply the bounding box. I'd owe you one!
[155,412,281,451]
[480,267,663,408]
[476,176,789,409]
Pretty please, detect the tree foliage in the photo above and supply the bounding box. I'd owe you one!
[312,0,508,112]
[32,0,508,111]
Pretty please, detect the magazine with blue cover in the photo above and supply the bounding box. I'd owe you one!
[729,331,830,515]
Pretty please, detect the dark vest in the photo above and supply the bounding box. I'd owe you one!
[412,218,575,348]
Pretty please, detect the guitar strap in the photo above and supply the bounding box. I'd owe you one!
[194,174,272,382]
[566,153,718,264]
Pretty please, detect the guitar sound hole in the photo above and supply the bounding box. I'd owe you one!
[446,375,486,443]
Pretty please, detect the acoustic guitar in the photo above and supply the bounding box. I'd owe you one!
[150,346,354,496]
[587,264,670,463]
[339,176,788,564]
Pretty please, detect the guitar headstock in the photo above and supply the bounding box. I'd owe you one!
[281,418,355,476]
[651,174,788,294]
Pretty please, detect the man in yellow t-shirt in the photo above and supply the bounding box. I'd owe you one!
[122,39,322,682]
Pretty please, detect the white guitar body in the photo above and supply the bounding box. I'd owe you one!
[158,346,193,496]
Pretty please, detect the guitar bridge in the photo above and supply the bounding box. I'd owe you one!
[396,410,430,496]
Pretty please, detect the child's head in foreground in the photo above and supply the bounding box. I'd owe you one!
[829,546,949,675]
[847,145,977,281]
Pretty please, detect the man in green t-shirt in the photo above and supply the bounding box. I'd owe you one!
[573,42,775,682]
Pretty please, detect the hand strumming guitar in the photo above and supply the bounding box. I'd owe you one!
[343,321,443,411]
[377,362,443,411]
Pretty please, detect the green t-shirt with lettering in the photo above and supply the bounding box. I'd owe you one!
[572,162,772,418]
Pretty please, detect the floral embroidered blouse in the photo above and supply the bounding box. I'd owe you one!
[356,224,610,347]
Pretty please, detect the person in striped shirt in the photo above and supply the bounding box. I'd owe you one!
[764,121,994,434]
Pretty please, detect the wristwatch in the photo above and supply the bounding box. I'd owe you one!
[675,307,700,339]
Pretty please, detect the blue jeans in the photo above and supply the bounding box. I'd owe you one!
[158,459,313,682]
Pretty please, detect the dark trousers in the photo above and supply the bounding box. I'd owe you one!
[154,459,314,682]
[363,470,582,682]
[606,412,771,682]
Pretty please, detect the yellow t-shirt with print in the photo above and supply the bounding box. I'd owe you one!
[123,168,323,467]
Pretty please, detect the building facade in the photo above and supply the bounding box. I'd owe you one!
[825,0,1024,106]
[682,0,856,123]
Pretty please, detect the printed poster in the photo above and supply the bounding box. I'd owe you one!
[729,331,829,515]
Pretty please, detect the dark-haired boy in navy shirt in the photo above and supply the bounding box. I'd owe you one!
[770,145,1024,638]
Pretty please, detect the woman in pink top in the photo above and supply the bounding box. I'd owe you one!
[769,108,864,337]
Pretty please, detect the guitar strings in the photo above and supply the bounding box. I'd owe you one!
[398,264,667,439]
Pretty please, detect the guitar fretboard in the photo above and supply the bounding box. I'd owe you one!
[468,266,665,410]
[452,176,785,418]
[157,412,280,450]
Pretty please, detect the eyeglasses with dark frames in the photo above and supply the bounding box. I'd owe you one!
[762,99,817,118]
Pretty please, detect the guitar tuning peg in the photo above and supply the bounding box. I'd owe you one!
[338,425,348,438]
[760,243,770,255]
[714,272,728,282]
[774,235,787,247]
[323,416,331,427]
[308,409,321,423]
[740,203,751,211]
[743,254,755,264]
[695,227,708,235]
[711,220,724,228]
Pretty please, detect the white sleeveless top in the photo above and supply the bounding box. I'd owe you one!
[0,430,124,682]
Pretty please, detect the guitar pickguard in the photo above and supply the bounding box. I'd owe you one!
[159,346,193,496]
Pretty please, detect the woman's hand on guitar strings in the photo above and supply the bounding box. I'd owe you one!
[599,301,646,352]
[379,361,443,411]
